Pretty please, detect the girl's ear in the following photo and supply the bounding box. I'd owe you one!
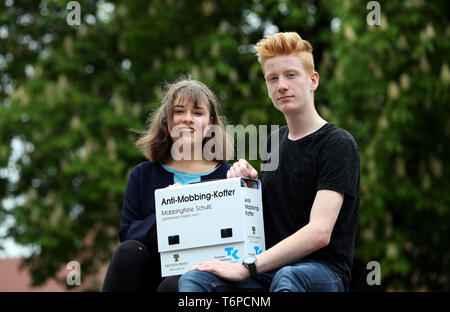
[209,116,214,125]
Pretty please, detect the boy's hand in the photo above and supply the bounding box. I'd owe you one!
[189,259,250,282]
[227,159,258,179]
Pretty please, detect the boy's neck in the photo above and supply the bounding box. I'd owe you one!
[284,106,327,141]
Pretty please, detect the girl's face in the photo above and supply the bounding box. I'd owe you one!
[169,95,214,148]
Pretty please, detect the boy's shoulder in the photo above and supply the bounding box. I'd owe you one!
[323,123,359,149]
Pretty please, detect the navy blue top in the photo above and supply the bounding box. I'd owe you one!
[118,161,232,251]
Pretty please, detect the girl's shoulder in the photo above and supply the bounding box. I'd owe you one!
[218,161,232,170]
[129,160,165,177]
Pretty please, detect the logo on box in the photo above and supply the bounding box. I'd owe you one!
[254,246,262,255]
[224,247,240,259]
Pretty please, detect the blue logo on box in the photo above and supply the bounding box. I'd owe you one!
[254,246,263,255]
[224,247,239,259]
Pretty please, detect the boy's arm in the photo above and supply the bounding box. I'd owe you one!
[254,189,343,274]
[189,189,343,281]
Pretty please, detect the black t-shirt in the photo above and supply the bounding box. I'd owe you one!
[260,123,360,290]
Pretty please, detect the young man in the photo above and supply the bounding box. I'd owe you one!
[178,32,360,292]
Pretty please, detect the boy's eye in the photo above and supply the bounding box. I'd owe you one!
[287,73,296,78]
[268,76,278,82]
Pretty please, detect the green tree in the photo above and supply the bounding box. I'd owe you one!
[319,0,449,290]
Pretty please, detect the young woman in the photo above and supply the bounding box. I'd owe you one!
[102,78,233,291]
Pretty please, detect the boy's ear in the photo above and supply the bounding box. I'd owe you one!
[310,72,319,91]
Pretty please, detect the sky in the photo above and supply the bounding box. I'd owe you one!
[0,237,33,258]
[0,138,34,259]
[0,209,33,258]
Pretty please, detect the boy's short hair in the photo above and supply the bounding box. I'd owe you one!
[255,32,315,76]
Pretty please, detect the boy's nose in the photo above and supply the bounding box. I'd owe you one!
[277,77,288,92]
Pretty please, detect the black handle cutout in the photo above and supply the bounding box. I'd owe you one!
[168,235,180,245]
[221,228,233,238]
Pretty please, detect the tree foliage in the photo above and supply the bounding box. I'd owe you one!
[319,0,449,291]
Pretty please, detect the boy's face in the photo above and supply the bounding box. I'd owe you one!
[263,54,318,115]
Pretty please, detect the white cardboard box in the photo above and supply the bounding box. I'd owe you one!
[155,177,265,277]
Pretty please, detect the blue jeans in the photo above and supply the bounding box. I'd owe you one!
[178,260,345,292]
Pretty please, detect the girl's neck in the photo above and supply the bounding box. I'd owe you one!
[163,158,219,174]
